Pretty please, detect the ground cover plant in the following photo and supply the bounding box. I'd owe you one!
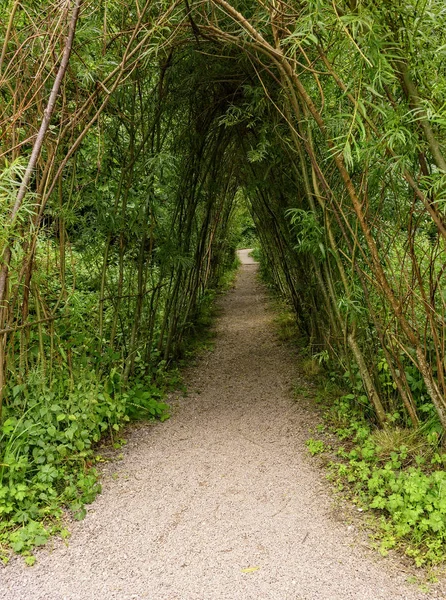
[1,0,446,565]
[323,393,446,567]
[277,299,446,566]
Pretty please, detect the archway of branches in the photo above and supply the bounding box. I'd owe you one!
[1,0,446,433]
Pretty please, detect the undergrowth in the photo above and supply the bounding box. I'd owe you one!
[323,395,446,567]
[0,369,170,565]
[270,296,446,568]
[0,263,237,565]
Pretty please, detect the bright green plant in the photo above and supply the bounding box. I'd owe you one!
[306,438,327,456]
[325,395,446,566]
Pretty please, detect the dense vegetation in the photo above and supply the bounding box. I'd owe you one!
[0,0,445,564]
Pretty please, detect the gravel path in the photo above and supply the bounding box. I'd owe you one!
[0,249,442,599]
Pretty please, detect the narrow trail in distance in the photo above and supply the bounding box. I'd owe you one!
[0,250,440,599]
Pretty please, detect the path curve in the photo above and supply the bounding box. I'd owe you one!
[0,251,440,599]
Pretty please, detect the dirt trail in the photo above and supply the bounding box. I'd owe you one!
[0,250,440,599]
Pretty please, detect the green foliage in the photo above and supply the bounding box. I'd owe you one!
[231,192,258,249]
[0,368,170,562]
[249,247,261,262]
[287,208,325,261]
[125,385,170,421]
[306,438,326,456]
[325,395,446,566]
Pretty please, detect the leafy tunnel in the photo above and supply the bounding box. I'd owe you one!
[1,0,446,554]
